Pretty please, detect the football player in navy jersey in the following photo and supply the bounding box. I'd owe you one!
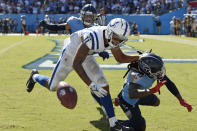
[113,52,192,131]
[26,18,139,131]
[39,4,109,60]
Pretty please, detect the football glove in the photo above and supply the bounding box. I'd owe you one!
[89,82,108,97]
[179,98,192,112]
[98,51,109,61]
[150,80,166,93]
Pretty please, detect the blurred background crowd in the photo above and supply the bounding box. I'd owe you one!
[0,0,188,15]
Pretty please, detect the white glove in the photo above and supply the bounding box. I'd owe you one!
[89,82,108,98]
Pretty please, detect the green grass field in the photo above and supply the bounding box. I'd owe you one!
[0,35,196,131]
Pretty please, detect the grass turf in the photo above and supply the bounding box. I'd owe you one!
[0,35,196,131]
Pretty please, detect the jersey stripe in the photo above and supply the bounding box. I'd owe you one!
[123,22,128,36]
[89,33,95,50]
[93,31,99,49]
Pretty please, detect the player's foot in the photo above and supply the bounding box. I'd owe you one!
[26,69,39,92]
[113,98,119,106]
[110,121,133,131]
[117,120,132,128]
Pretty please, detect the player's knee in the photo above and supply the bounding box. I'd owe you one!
[153,99,160,106]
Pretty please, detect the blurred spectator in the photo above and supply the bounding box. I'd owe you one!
[191,16,197,37]
[57,17,64,35]
[40,14,51,35]
[170,16,175,35]
[9,18,14,33]
[3,16,9,34]
[97,8,108,26]
[0,0,188,15]
[175,18,181,36]
[20,15,26,35]
[0,18,2,33]
[44,14,50,24]
[50,16,57,24]
[131,22,138,35]
[154,17,162,34]
[13,18,18,33]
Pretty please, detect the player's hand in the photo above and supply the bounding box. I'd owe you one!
[98,51,109,61]
[89,82,108,97]
[39,20,47,27]
[150,80,166,93]
[179,98,192,112]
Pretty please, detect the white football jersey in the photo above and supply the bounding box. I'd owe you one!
[63,26,110,56]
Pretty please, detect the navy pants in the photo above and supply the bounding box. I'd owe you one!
[118,93,159,131]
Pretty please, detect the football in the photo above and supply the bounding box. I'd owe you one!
[56,81,77,109]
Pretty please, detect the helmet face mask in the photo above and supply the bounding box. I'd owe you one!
[139,53,166,80]
[81,4,97,26]
[82,14,95,26]
[105,18,130,48]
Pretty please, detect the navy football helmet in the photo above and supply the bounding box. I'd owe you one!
[139,53,166,80]
[80,4,97,26]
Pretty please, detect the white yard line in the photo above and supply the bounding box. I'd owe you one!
[0,38,33,55]
[141,35,197,46]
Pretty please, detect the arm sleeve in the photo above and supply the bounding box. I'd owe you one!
[162,75,180,96]
[45,23,66,31]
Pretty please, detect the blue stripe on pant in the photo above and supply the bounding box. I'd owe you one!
[49,49,66,89]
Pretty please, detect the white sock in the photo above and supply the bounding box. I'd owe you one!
[109,116,117,127]
[32,74,39,82]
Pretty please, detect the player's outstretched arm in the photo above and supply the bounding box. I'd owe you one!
[129,81,166,98]
[162,75,192,112]
[39,20,70,31]
[111,47,139,63]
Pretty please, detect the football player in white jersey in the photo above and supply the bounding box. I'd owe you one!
[26,18,138,131]
[40,4,110,123]
[113,52,192,131]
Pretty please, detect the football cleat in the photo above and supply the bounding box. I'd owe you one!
[26,69,39,92]
[110,121,133,131]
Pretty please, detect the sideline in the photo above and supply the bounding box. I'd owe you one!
[141,35,197,46]
[0,38,34,55]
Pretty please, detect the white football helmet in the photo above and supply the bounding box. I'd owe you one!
[105,18,130,48]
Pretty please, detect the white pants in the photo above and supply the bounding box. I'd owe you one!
[49,44,108,91]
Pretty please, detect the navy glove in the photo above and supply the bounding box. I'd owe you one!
[98,51,109,61]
